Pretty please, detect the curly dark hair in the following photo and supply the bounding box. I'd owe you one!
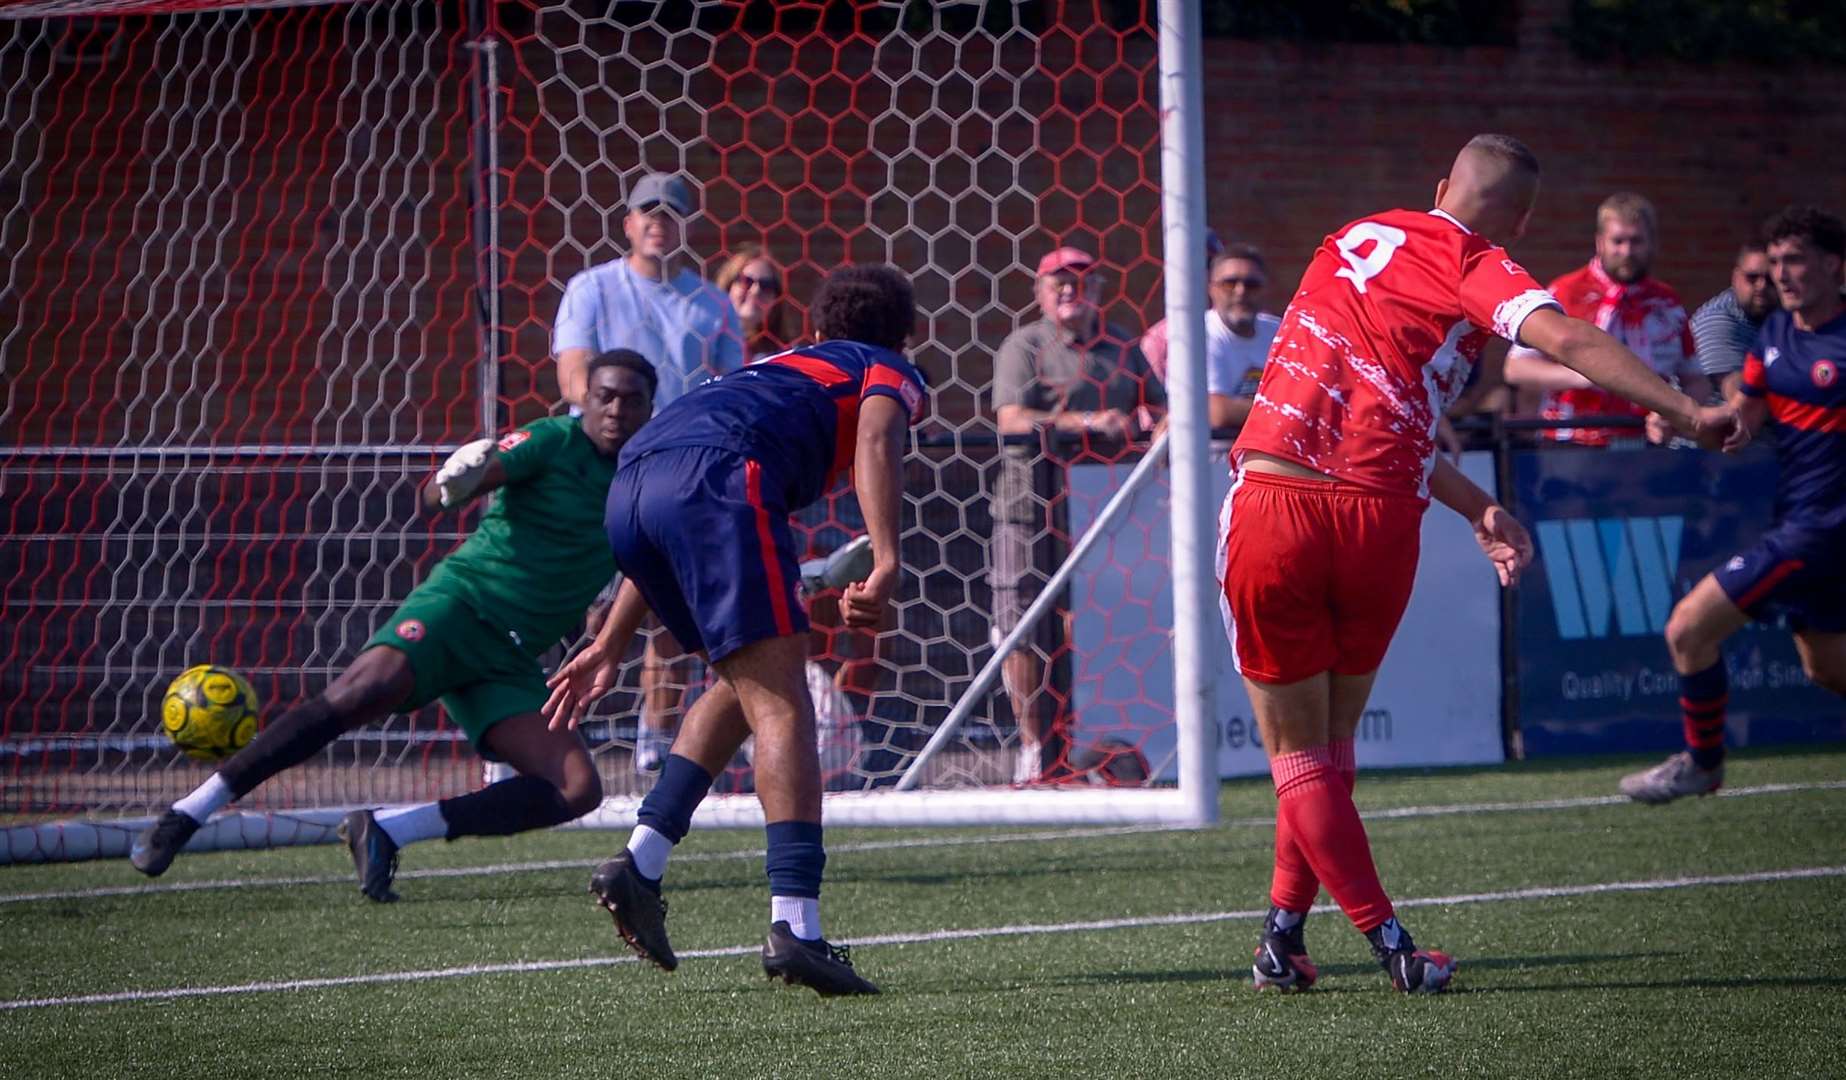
[1762,205,1846,261]
[811,265,915,352]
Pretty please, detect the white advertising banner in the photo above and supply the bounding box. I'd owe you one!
[1067,449,1506,778]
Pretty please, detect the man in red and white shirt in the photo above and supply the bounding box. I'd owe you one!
[1504,192,1712,444]
[1224,136,1735,995]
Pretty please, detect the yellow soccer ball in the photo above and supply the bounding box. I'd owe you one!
[160,665,260,762]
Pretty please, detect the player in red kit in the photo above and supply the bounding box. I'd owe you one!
[1222,135,1737,993]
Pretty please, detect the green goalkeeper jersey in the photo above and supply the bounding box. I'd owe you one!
[419,415,617,655]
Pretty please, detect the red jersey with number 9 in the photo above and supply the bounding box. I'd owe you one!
[1234,208,1558,499]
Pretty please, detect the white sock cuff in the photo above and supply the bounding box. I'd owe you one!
[771,895,822,941]
[172,773,234,825]
[625,824,673,880]
[374,802,449,848]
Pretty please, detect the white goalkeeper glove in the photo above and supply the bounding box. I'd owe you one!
[434,437,495,508]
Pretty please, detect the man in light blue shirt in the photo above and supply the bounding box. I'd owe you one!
[552,172,743,410]
[552,172,743,773]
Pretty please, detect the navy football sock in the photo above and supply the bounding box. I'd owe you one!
[1679,660,1728,770]
[636,753,715,843]
[765,820,826,900]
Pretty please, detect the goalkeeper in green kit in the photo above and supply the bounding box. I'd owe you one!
[131,350,658,901]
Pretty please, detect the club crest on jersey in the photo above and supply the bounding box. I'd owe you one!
[898,375,924,417]
[396,619,426,642]
[496,430,532,451]
[1814,360,1837,388]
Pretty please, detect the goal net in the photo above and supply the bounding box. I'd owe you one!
[1,0,1217,863]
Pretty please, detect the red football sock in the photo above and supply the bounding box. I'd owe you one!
[1269,812,1320,914]
[1270,746,1394,933]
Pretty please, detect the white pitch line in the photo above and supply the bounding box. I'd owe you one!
[0,824,1183,906]
[1306,778,1846,824]
[4,863,1840,1012]
[6,780,1843,906]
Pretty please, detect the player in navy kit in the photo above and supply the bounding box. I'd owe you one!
[543,264,924,994]
[1622,206,1846,803]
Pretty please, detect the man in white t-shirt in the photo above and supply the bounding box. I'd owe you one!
[552,172,745,773]
[1141,239,1278,431]
[1200,243,1281,429]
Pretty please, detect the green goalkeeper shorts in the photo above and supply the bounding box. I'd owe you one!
[361,583,547,758]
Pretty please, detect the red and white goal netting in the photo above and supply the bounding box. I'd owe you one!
[0,0,1218,862]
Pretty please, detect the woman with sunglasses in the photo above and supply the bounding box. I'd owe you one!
[716,244,801,362]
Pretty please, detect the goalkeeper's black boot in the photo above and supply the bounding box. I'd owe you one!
[590,851,678,971]
[129,809,202,877]
[337,809,401,903]
[762,921,880,996]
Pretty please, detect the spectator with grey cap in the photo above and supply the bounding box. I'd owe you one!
[989,245,1165,784]
[552,171,743,410]
[1691,240,1779,400]
[552,170,744,774]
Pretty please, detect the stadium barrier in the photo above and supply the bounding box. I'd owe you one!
[1506,437,1846,756]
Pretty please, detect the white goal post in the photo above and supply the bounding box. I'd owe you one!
[0,0,1218,863]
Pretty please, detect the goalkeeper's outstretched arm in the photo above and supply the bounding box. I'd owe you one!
[420,438,507,512]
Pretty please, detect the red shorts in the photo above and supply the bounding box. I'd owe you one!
[1218,470,1424,684]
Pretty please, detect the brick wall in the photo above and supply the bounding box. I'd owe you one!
[7,0,1846,443]
[1193,0,1846,314]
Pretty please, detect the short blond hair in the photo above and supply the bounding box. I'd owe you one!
[1597,192,1656,239]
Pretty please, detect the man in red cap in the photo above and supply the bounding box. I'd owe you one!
[988,245,1165,782]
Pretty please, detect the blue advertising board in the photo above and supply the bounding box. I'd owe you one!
[1513,445,1844,755]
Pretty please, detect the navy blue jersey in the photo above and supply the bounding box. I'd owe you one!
[619,339,928,510]
[1742,309,1846,535]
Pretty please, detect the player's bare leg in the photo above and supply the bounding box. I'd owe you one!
[1792,630,1846,697]
[722,633,822,821]
[1623,574,1749,804]
[718,632,876,995]
[1246,670,1453,993]
[132,647,415,877]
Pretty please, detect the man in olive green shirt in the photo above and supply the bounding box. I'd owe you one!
[990,246,1165,784]
[132,352,657,901]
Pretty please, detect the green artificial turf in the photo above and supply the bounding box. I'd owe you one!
[1,748,1841,1079]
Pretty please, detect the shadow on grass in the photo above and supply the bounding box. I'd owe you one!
[1461,974,1846,994]
[1306,742,1845,788]
[1031,951,1685,992]
[1305,950,1674,980]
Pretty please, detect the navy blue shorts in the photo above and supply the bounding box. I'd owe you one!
[1713,523,1846,634]
[605,445,809,663]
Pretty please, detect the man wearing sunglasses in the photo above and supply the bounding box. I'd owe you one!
[1690,241,1780,401]
[1200,244,1283,430]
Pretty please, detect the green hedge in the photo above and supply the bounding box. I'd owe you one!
[1564,0,1846,66]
